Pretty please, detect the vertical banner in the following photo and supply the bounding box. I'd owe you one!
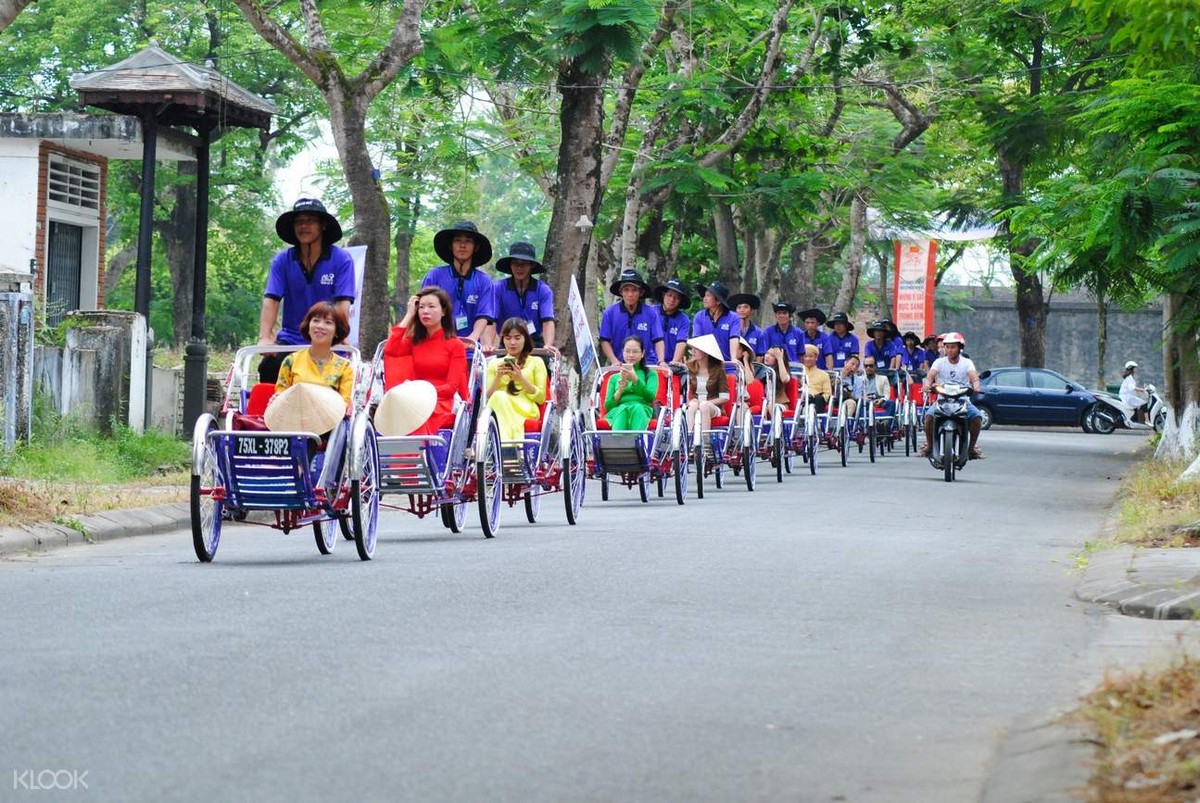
[892,240,938,336]
[567,275,597,377]
[345,245,368,347]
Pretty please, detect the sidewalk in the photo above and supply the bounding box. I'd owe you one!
[0,502,190,558]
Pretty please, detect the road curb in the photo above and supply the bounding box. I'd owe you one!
[980,713,1093,803]
[1076,544,1200,620]
[0,502,190,558]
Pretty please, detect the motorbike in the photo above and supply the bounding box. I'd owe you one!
[927,382,972,482]
[1089,384,1167,434]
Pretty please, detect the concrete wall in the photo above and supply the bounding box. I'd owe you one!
[936,286,1164,390]
[0,140,41,276]
[0,291,35,449]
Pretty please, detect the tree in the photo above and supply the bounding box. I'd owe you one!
[0,0,34,33]
[232,0,424,352]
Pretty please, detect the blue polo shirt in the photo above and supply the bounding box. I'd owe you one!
[655,306,692,362]
[735,319,767,356]
[422,264,496,336]
[827,332,859,368]
[691,309,739,359]
[264,245,357,346]
[764,324,804,363]
[800,328,832,364]
[599,301,664,365]
[898,345,923,370]
[492,277,555,339]
[865,338,900,366]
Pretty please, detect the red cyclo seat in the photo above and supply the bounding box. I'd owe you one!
[596,368,669,430]
[245,382,277,416]
[745,379,765,415]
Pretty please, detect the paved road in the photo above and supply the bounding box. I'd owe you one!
[0,429,1145,802]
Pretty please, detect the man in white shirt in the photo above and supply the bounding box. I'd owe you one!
[919,332,985,459]
[1119,360,1149,422]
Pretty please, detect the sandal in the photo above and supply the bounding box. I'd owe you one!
[969,446,985,460]
[917,444,931,458]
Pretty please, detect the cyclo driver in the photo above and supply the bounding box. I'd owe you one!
[918,332,985,460]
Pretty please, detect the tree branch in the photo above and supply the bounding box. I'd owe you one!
[231,0,324,87]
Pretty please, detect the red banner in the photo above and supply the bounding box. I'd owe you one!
[892,240,937,336]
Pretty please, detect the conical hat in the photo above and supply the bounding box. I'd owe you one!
[264,383,346,433]
[373,380,438,436]
[687,333,725,361]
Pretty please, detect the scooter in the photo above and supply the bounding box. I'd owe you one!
[928,382,972,482]
[1089,384,1167,434]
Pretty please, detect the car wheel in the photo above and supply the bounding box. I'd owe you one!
[977,404,993,431]
[1081,404,1096,433]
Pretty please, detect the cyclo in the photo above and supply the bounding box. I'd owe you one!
[189,344,379,562]
[689,360,756,496]
[366,339,506,538]
[489,348,587,526]
[585,364,691,505]
[743,360,796,483]
[781,370,823,476]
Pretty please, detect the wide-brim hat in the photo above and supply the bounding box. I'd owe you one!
[264,382,346,433]
[687,334,725,362]
[609,268,650,296]
[695,281,731,307]
[275,198,343,246]
[866,321,890,338]
[771,301,796,314]
[877,318,900,335]
[902,330,921,345]
[652,278,692,310]
[495,241,544,275]
[922,335,938,347]
[727,293,761,311]
[825,312,854,331]
[1125,360,1138,369]
[434,221,493,267]
[373,380,438,437]
[797,308,827,324]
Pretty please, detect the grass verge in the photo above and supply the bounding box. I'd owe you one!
[1078,652,1200,801]
[1114,460,1200,548]
[0,399,189,527]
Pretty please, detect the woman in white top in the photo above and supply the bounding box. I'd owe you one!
[1119,361,1148,420]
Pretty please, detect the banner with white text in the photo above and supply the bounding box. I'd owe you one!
[892,240,937,338]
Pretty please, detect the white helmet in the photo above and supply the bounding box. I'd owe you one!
[1125,360,1138,369]
[941,332,965,346]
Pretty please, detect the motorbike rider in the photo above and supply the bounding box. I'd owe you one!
[918,332,985,459]
[1119,361,1150,422]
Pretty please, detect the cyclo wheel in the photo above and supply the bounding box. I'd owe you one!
[477,414,503,538]
[524,490,541,523]
[441,501,467,532]
[638,475,650,503]
[314,517,337,555]
[563,414,585,525]
[673,447,687,505]
[693,444,705,500]
[600,473,610,501]
[743,445,756,491]
[839,422,848,467]
[942,429,955,483]
[350,419,380,561]
[190,416,222,563]
[773,437,783,483]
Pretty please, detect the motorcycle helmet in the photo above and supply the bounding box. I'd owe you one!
[1124,360,1138,369]
[942,332,966,346]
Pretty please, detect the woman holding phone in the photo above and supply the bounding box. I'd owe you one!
[485,318,547,441]
[604,335,660,430]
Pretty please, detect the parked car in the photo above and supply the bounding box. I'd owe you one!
[972,367,1099,430]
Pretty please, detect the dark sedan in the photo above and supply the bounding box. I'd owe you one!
[972,367,1099,430]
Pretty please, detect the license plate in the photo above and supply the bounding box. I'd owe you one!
[235,436,291,457]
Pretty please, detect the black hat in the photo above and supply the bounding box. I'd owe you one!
[695,281,731,307]
[921,334,938,347]
[609,268,650,296]
[434,221,493,267]
[902,330,921,345]
[275,198,343,245]
[797,308,827,325]
[826,312,854,332]
[866,320,892,338]
[877,318,900,335]
[495,241,543,275]
[653,278,692,310]
[726,293,761,311]
[771,301,796,314]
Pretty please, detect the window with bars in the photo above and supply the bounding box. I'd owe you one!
[47,154,101,212]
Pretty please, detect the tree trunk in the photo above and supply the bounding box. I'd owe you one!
[833,191,868,314]
[790,240,816,307]
[0,0,35,33]
[542,62,605,351]
[158,161,197,347]
[327,92,391,352]
[636,207,667,286]
[1096,294,1108,390]
[712,201,740,285]
[1000,155,1047,367]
